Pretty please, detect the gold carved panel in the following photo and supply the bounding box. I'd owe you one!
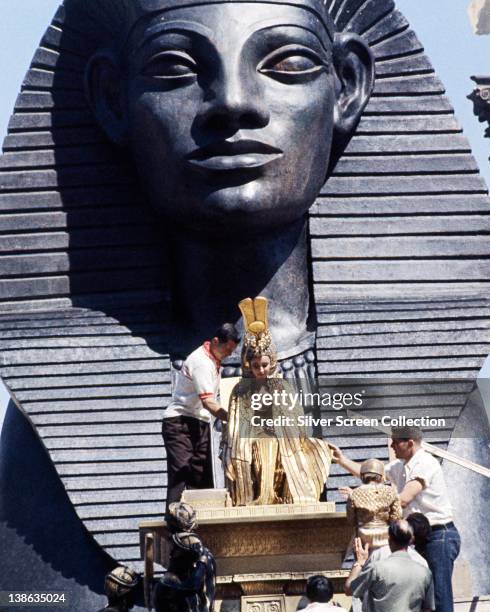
[241,594,286,612]
[199,517,350,558]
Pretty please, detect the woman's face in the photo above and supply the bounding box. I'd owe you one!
[250,354,273,379]
[123,2,335,234]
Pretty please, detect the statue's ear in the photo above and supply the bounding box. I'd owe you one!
[85,50,129,147]
[332,32,374,150]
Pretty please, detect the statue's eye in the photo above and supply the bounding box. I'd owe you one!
[142,51,197,79]
[258,46,327,83]
[268,55,318,72]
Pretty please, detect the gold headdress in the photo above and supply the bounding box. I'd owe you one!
[239,296,277,375]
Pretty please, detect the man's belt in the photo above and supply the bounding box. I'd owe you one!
[431,521,456,531]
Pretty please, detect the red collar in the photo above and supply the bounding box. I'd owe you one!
[203,341,221,370]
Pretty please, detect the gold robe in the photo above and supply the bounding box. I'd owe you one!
[222,379,332,506]
[346,483,402,548]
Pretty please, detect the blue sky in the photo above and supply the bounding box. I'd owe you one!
[0,1,489,427]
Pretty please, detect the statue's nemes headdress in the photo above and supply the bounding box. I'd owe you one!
[239,296,277,375]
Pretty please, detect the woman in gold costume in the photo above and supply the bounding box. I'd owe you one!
[221,297,333,506]
[344,458,402,549]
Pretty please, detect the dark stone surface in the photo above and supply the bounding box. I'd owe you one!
[0,402,145,612]
[1,0,490,606]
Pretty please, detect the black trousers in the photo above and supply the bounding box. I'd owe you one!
[162,416,213,509]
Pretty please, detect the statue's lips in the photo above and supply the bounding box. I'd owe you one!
[185,140,283,171]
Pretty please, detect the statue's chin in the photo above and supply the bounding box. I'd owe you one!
[152,188,315,237]
[140,157,326,235]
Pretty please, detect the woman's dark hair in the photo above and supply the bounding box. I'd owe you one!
[361,473,383,484]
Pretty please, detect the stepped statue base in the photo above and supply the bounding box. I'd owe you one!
[140,490,352,611]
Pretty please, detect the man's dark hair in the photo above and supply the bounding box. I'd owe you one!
[391,426,423,442]
[362,473,383,484]
[407,512,432,550]
[389,519,414,548]
[306,575,334,603]
[213,323,240,344]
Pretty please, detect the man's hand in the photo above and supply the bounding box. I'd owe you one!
[345,537,370,595]
[215,407,228,422]
[328,443,343,463]
[201,397,228,421]
[328,443,361,477]
[338,486,353,500]
[354,537,369,566]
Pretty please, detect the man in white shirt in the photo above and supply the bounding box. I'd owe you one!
[386,427,460,612]
[162,323,240,507]
[332,427,460,612]
[301,575,347,611]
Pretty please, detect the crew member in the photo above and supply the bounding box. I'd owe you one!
[162,323,240,507]
[332,427,460,612]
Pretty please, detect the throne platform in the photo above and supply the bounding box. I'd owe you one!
[139,489,352,611]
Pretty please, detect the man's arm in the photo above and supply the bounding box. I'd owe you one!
[338,486,354,499]
[190,364,228,421]
[344,538,370,596]
[201,397,228,422]
[329,444,362,477]
[399,479,423,508]
[389,490,403,520]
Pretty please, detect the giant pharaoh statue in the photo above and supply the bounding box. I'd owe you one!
[0,0,489,609]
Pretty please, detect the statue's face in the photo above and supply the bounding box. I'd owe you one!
[123,2,335,233]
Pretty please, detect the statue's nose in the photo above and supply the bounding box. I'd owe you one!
[197,64,270,132]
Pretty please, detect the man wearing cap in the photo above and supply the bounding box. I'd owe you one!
[162,323,240,507]
[332,427,460,612]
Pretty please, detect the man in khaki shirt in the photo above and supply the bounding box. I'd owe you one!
[347,520,435,612]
